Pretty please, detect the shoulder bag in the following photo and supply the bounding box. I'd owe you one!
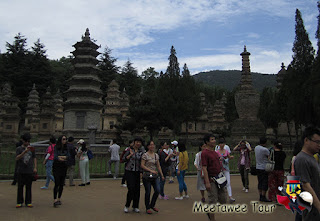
[265,149,275,172]
[213,171,227,189]
[142,153,158,181]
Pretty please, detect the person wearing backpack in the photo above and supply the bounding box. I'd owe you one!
[268,141,286,202]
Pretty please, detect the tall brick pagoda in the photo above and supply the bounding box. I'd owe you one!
[64,28,103,138]
[231,46,265,144]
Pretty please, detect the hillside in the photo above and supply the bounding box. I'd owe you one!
[193,70,277,91]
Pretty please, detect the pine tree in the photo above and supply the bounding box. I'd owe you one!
[310,1,320,126]
[166,46,180,77]
[291,9,315,74]
[285,9,315,126]
[98,46,119,95]
[118,60,142,98]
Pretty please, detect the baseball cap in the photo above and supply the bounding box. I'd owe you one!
[77,139,85,144]
[171,140,178,146]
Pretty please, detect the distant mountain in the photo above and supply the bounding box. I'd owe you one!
[193,70,277,91]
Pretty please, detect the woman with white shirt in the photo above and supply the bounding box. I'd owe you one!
[194,142,206,202]
[77,140,90,186]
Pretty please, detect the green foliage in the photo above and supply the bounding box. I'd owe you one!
[193,70,277,91]
[118,60,142,99]
[98,46,119,96]
[166,46,180,77]
[258,87,279,131]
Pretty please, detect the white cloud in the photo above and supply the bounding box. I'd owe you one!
[0,0,316,76]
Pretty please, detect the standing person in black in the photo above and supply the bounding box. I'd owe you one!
[12,137,23,185]
[67,137,77,186]
[52,135,69,207]
[122,137,145,213]
[158,141,172,200]
[15,133,37,208]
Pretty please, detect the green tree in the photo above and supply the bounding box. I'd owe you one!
[98,46,119,96]
[166,46,180,77]
[118,60,142,99]
[281,9,315,131]
[141,67,159,79]
[258,87,279,136]
[310,1,320,126]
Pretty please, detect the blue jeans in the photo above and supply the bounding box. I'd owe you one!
[143,177,160,210]
[159,169,167,197]
[177,169,187,193]
[45,160,55,187]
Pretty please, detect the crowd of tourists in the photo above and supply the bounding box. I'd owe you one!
[12,126,320,221]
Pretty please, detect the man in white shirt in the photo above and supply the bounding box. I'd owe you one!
[108,139,120,179]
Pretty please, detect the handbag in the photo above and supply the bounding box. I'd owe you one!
[142,153,158,181]
[87,150,93,160]
[265,149,275,172]
[32,173,38,181]
[142,171,158,181]
[213,172,227,189]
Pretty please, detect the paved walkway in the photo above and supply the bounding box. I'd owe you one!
[0,175,294,221]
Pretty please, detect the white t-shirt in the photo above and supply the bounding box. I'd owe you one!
[109,144,120,161]
[215,144,231,154]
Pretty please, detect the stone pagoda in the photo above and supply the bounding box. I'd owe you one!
[276,62,286,89]
[39,87,56,140]
[64,28,103,139]
[53,90,64,134]
[211,93,227,131]
[1,83,20,143]
[231,46,265,144]
[102,80,122,139]
[24,84,40,136]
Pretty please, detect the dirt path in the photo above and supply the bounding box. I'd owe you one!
[0,175,295,221]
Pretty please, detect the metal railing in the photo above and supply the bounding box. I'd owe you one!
[0,150,293,179]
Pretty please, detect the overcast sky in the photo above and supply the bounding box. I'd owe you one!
[0,0,318,75]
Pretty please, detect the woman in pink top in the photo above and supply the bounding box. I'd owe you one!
[233,140,251,193]
[216,138,235,203]
[41,136,56,189]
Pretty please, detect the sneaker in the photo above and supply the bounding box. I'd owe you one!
[40,186,48,189]
[183,195,189,199]
[163,195,169,200]
[124,207,129,213]
[159,195,164,200]
[245,189,249,193]
[201,197,206,203]
[152,207,159,212]
[169,180,174,184]
[229,198,236,203]
[16,204,22,208]
[26,204,33,208]
[86,182,90,185]
[133,208,140,213]
[113,177,117,180]
[121,184,127,187]
[78,184,85,186]
[242,187,246,191]
[175,196,183,200]
[146,209,152,214]
[57,201,62,205]
[140,182,143,186]
[53,201,59,207]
